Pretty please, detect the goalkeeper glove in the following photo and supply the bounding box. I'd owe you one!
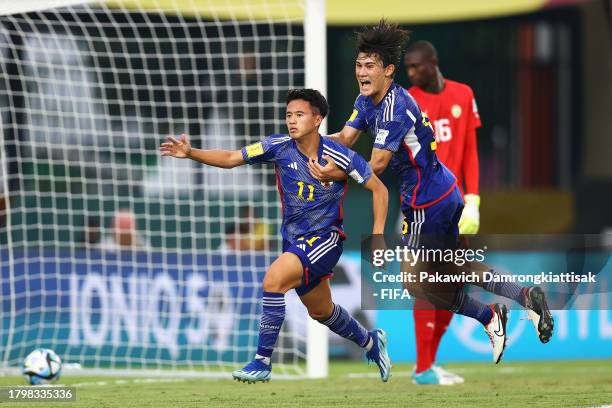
[459,194,480,234]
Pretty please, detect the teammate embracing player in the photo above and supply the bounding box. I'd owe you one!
[309,19,554,378]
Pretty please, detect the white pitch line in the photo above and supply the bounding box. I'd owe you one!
[70,378,186,388]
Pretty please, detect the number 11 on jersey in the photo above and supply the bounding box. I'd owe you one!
[297,181,315,201]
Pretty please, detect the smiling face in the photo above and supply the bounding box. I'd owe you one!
[355,52,395,103]
[285,99,322,140]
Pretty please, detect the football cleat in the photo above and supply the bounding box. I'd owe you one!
[412,367,456,385]
[432,365,465,384]
[232,358,272,383]
[484,303,508,364]
[365,329,392,382]
[524,286,554,343]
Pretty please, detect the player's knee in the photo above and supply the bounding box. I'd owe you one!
[262,275,287,293]
[308,310,328,321]
[307,305,333,321]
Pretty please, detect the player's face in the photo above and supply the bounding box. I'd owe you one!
[285,99,322,140]
[355,53,395,101]
[404,52,436,89]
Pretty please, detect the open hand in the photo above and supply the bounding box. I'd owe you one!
[160,134,192,158]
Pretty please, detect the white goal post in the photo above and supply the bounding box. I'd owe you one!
[0,0,327,378]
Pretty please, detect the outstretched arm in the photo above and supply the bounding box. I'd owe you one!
[160,134,245,169]
[361,174,388,235]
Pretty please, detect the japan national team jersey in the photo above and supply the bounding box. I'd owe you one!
[409,79,481,195]
[241,134,372,243]
[347,82,456,213]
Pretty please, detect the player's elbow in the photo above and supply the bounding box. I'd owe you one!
[369,149,392,175]
[223,161,241,169]
[367,176,388,200]
[224,151,245,168]
[371,161,386,176]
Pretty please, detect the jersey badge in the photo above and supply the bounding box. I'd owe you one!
[451,104,462,118]
[375,129,389,145]
[245,142,264,158]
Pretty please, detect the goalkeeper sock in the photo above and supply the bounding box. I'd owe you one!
[321,303,371,350]
[430,309,454,363]
[413,300,435,373]
[256,291,286,364]
[485,271,528,307]
[451,289,493,326]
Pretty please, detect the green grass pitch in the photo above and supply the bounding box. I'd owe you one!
[1,360,611,407]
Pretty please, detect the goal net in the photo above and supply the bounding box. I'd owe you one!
[0,0,326,378]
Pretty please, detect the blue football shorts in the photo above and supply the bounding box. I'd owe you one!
[283,230,343,296]
[401,185,464,250]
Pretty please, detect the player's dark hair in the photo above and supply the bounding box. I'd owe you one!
[356,19,411,72]
[286,88,329,118]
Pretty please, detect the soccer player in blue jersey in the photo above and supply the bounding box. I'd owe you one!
[309,19,554,370]
[160,89,392,383]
